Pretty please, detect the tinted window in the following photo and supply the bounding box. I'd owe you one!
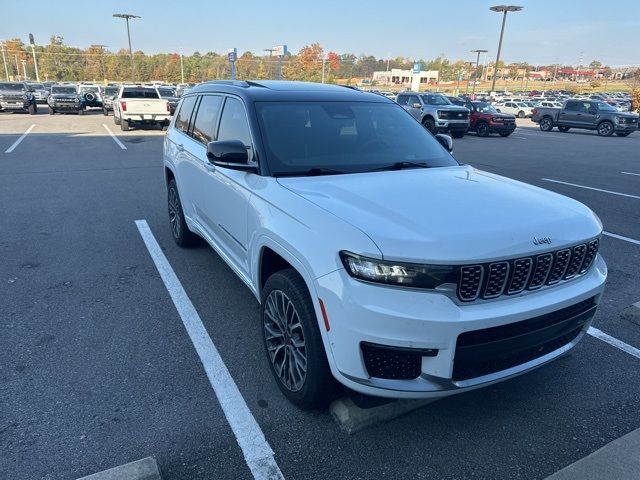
[421,94,450,105]
[396,95,409,106]
[217,97,253,161]
[121,88,159,99]
[191,95,223,144]
[256,101,458,176]
[565,101,580,111]
[408,95,420,106]
[175,96,198,134]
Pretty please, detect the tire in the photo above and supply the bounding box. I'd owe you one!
[616,132,631,137]
[78,108,84,116]
[161,122,169,132]
[558,126,570,132]
[167,179,200,247]
[48,107,55,115]
[120,119,130,131]
[28,103,37,115]
[114,114,121,125]
[261,269,337,409]
[103,108,108,116]
[451,130,466,139]
[517,110,525,118]
[597,120,614,137]
[476,121,490,137]
[499,131,512,137]
[422,117,436,134]
[539,116,554,132]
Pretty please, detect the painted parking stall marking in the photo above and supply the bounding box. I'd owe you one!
[4,124,36,153]
[603,231,640,246]
[587,327,640,360]
[135,220,284,480]
[541,178,640,200]
[621,171,640,177]
[102,123,127,150]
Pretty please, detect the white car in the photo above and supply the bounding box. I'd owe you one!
[537,101,563,108]
[495,101,535,118]
[163,81,607,408]
[113,85,171,131]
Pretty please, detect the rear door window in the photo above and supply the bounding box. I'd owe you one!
[174,96,198,134]
[191,95,223,144]
[396,95,409,106]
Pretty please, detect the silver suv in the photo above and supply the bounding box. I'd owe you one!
[397,92,470,138]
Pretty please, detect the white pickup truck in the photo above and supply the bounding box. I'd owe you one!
[113,85,171,131]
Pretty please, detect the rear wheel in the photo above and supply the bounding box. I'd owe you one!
[78,108,84,116]
[597,120,614,137]
[113,114,121,125]
[476,121,490,137]
[120,119,130,131]
[539,117,554,132]
[48,107,55,115]
[451,130,466,139]
[558,126,570,132]
[422,117,436,134]
[167,179,199,247]
[261,269,337,409]
[517,110,525,118]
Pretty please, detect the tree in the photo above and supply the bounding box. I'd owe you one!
[589,60,602,70]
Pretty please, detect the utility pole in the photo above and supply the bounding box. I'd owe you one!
[113,13,140,82]
[180,50,185,83]
[321,57,326,83]
[470,49,488,97]
[263,48,275,79]
[0,42,9,80]
[15,55,20,80]
[28,33,40,82]
[489,5,523,93]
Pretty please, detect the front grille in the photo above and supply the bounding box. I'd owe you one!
[361,342,437,380]
[452,297,596,381]
[456,240,599,302]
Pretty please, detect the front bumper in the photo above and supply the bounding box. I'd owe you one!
[50,103,82,111]
[436,119,470,132]
[614,123,637,133]
[489,123,516,134]
[315,254,607,399]
[0,100,30,110]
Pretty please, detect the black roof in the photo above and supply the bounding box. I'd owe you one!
[187,80,391,103]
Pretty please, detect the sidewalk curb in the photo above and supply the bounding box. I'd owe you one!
[621,301,640,327]
[544,428,640,480]
[77,457,161,480]
[330,397,435,434]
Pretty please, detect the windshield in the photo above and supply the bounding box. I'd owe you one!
[80,86,100,93]
[256,101,458,176]
[473,102,497,113]
[121,89,159,99]
[157,88,176,97]
[595,102,616,112]
[51,86,77,94]
[0,83,26,91]
[420,94,451,106]
[104,87,119,96]
[28,83,45,90]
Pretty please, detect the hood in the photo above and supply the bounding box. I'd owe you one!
[481,112,515,120]
[277,165,602,263]
[436,105,469,111]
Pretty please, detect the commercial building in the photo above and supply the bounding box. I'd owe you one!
[372,68,439,88]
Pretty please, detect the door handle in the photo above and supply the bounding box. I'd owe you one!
[176,143,184,152]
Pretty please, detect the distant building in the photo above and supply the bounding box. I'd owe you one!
[372,68,439,86]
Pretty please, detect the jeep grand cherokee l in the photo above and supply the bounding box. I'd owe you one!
[163,80,607,408]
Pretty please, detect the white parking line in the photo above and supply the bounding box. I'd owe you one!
[541,178,640,200]
[588,327,640,360]
[5,124,36,153]
[102,124,127,150]
[603,231,640,246]
[135,220,284,480]
[621,171,640,177]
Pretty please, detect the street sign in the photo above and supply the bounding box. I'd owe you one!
[273,45,287,57]
[227,48,237,62]
[412,63,421,74]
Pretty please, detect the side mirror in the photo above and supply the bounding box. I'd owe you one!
[412,102,422,109]
[206,140,255,171]
[435,133,453,153]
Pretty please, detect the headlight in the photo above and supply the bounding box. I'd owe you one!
[340,251,457,289]
[437,110,449,119]
[491,116,503,122]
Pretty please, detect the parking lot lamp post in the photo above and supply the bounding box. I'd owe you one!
[489,5,523,93]
[29,34,40,82]
[14,55,20,80]
[180,51,185,84]
[263,49,275,79]
[21,59,27,80]
[113,13,140,82]
[470,49,488,96]
[0,42,9,80]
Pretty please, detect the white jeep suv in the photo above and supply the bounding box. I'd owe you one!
[163,80,607,409]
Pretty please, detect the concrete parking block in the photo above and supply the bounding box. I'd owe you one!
[76,457,161,480]
[621,301,640,327]
[330,396,435,434]
[544,428,640,480]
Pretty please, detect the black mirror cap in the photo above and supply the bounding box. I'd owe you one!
[435,133,453,152]
[207,140,256,171]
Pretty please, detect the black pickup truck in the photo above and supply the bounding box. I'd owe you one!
[531,99,638,137]
[0,82,38,114]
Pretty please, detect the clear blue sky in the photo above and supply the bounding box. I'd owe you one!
[3,0,639,66]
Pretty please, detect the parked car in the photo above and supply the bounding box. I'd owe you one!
[113,85,171,131]
[78,84,103,108]
[102,85,120,116]
[397,92,469,138]
[466,101,517,137]
[163,80,606,408]
[155,86,179,114]
[532,99,638,137]
[0,82,37,114]
[27,82,49,104]
[494,101,534,118]
[47,84,84,115]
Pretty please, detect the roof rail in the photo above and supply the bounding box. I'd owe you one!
[201,80,250,88]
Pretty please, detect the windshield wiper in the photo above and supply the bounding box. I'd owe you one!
[274,167,346,177]
[367,161,429,172]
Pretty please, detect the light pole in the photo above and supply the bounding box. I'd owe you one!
[489,5,523,93]
[470,49,488,96]
[21,59,27,80]
[113,13,140,82]
[263,48,274,79]
[179,48,185,84]
[0,42,9,80]
[28,33,40,82]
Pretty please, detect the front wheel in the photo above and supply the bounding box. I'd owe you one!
[451,130,466,139]
[103,108,108,116]
[539,117,554,132]
[167,179,199,247]
[558,126,570,132]
[48,107,55,115]
[597,121,614,137]
[78,108,84,116]
[28,103,37,115]
[261,269,337,409]
[422,117,436,134]
[476,121,490,137]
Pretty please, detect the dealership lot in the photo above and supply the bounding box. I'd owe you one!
[1,111,639,480]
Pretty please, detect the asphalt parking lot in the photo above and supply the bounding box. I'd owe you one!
[1,110,639,480]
